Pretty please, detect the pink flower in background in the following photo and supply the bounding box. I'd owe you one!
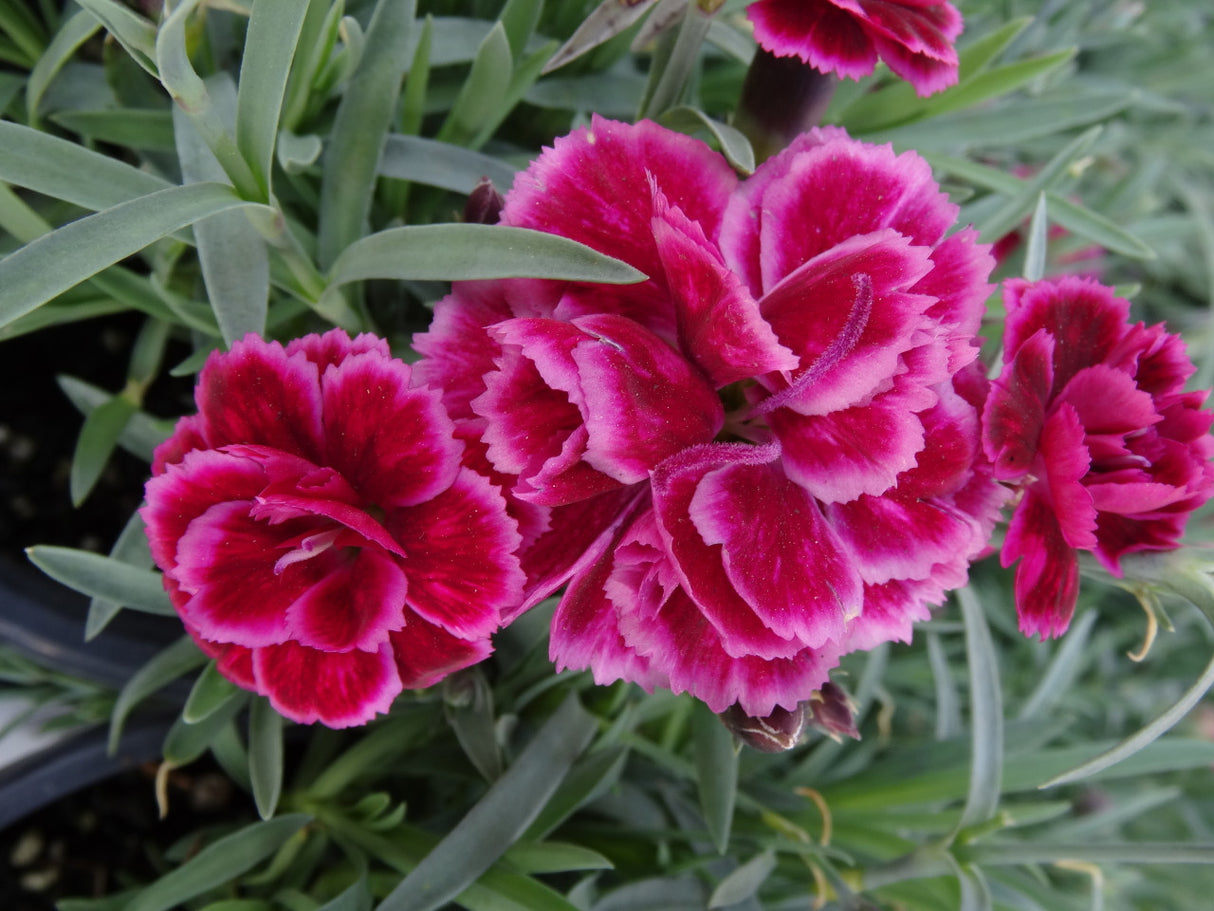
[142,330,524,727]
[983,277,1214,639]
[417,117,1003,719]
[747,0,964,97]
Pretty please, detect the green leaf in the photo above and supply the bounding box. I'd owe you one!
[376,693,597,911]
[1047,193,1156,260]
[708,849,776,908]
[965,841,1214,866]
[1016,609,1098,721]
[926,631,961,741]
[692,700,737,855]
[155,0,260,199]
[85,511,154,640]
[0,119,170,210]
[1022,192,1049,282]
[236,0,310,199]
[125,814,311,911]
[639,4,712,120]
[317,0,415,269]
[0,181,260,329]
[437,21,511,148]
[956,587,1003,832]
[444,668,502,782]
[76,0,157,76]
[657,105,755,174]
[249,696,286,819]
[317,878,372,911]
[58,374,172,461]
[277,129,323,173]
[470,40,556,150]
[499,0,542,61]
[108,636,206,754]
[502,840,613,874]
[1040,645,1214,789]
[378,133,517,193]
[174,97,270,344]
[69,392,137,505]
[541,0,652,75]
[976,125,1103,243]
[26,545,175,616]
[184,661,243,724]
[49,108,176,150]
[163,690,248,767]
[324,223,645,291]
[27,9,100,126]
[524,743,629,841]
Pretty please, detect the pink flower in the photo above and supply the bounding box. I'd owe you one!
[983,277,1214,639]
[142,330,524,727]
[747,0,964,97]
[416,117,1003,717]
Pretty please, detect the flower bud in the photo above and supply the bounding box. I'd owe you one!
[464,178,505,225]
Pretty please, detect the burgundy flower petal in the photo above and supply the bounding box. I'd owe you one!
[840,578,939,652]
[910,229,994,373]
[187,625,256,689]
[254,641,401,728]
[287,548,408,652]
[391,618,494,690]
[748,0,877,79]
[389,467,523,639]
[152,413,209,473]
[195,334,324,461]
[320,352,462,508]
[982,328,1055,481]
[650,187,797,387]
[1003,491,1081,640]
[1039,404,1098,550]
[286,327,390,373]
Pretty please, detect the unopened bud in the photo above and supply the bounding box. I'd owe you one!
[464,178,505,225]
[718,702,811,753]
[806,682,859,741]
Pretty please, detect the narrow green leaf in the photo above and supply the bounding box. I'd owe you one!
[279,0,343,132]
[317,0,415,269]
[155,0,261,199]
[125,815,311,911]
[499,0,542,61]
[184,661,243,724]
[317,878,372,911]
[378,133,517,194]
[163,691,248,767]
[693,701,738,855]
[27,9,100,126]
[469,40,557,150]
[26,545,175,616]
[923,49,1076,120]
[0,119,170,209]
[1017,609,1098,720]
[85,510,153,640]
[50,108,176,150]
[657,105,755,174]
[1047,194,1156,260]
[524,743,629,840]
[708,849,776,908]
[399,14,431,137]
[956,587,1003,831]
[325,223,645,291]
[436,21,512,148]
[0,181,256,329]
[956,863,993,911]
[107,636,206,755]
[444,669,502,782]
[76,0,157,76]
[236,0,310,198]
[69,393,137,505]
[175,99,270,343]
[376,693,597,911]
[926,631,961,741]
[1041,646,1214,789]
[249,696,286,819]
[639,4,712,119]
[502,840,613,874]
[966,841,1214,866]
[976,126,1102,243]
[58,374,173,461]
[541,0,652,75]
[1022,192,1049,282]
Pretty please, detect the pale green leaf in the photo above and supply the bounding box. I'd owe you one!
[658,105,755,174]
[58,374,172,461]
[50,108,176,150]
[0,181,258,329]
[85,511,153,640]
[541,0,651,74]
[502,840,613,874]
[125,815,311,911]
[27,9,100,126]
[236,0,310,199]
[436,21,511,148]
[639,4,712,120]
[317,0,415,269]
[107,636,206,754]
[76,0,157,76]
[183,661,243,724]
[378,133,517,193]
[69,392,137,506]
[249,696,286,819]
[693,701,737,855]
[163,692,248,767]
[1022,192,1049,281]
[708,849,776,908]
[376,693,597,911]
[956,587,1003,831]
[26,545,175,616]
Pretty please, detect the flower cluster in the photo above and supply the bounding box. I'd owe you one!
[143,116,1212,735]
[982,277,1214,638]
[417,117,1003,717]
[142,330,524,727]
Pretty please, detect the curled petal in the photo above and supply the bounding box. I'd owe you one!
[287,327,391,373]
[391,617,494,690]
[1003,491,1081,640]
[287,549,408,653]
[982,328,1054,481]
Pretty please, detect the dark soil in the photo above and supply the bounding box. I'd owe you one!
[0,759,247,910]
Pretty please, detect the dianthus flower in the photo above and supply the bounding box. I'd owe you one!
[983,277,1214,639]
[747,0,964,97]
[416,117,1003,718]
[142,330,524,727]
